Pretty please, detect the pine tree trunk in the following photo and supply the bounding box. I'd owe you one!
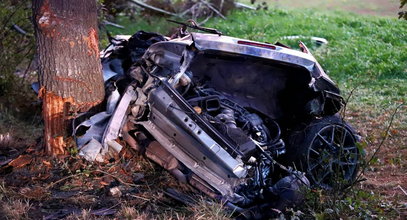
[33,0,105,155]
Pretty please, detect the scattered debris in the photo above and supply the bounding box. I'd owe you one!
[128,0,246,22]
[397,185,407,196]
[0,159,12,167]
[280,35,329,47]
[0,132,12,146]
[109,186,122,197]
[234,2,256,10]
[102,20,125,29]
[130,0,180,17]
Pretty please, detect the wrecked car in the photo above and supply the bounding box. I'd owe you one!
[74,21,359,217]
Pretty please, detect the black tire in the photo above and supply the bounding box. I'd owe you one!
[281,115,359,190]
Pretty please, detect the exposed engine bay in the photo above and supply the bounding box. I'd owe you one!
[73,23,359,218]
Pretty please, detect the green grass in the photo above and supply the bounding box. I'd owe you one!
[107,9,407,111]
[240,0,400,17]
[208,9,407,109]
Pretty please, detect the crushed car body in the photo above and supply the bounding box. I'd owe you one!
[73,22,359,218]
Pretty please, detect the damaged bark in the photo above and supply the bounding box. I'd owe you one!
[33,0,104,155]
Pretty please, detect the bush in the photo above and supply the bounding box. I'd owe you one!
[0,1,34,100]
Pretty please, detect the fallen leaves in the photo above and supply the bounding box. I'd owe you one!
[42,160,51,167]
[9,155,33,168]
[0,146,197,219]
[20,186,49,200]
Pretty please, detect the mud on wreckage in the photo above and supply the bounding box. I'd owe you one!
[73,21,360,218]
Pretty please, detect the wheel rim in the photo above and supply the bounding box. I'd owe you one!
[306,124,358,189]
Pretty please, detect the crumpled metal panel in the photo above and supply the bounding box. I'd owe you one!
[101,85,138,151]
[74,84,122,161]
[75,112,112,149]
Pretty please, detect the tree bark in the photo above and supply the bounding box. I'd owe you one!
[33,0,105,155]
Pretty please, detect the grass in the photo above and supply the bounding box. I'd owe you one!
[1,199,32,220]
[0,183,33,220]
[187,197,232,220]
[241,0,401,17]
[208,9,406,108]
[0,105,42,148]
[302,187,400,219]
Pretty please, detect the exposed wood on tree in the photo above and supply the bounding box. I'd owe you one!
[33,0,105,155]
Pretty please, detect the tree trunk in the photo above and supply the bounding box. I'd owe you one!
[33,0,105,155]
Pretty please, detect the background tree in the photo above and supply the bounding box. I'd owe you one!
[33,0,105,155]
[0,1,34,105]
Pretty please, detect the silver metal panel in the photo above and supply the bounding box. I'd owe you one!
[138,119,238,199]
[102,86,138,151]
[148,86,248,179]
[191,33,317,73]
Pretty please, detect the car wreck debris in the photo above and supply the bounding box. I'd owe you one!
[73,22,359,218]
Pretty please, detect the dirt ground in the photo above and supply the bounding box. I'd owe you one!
[0,142,203,219]
[0,104,405,219]
[346,105,407,218]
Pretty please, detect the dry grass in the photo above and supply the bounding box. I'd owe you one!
[0,182,7,200]
[188,197,232,220]
[116,206,150,220]
[0,199,32,220]
[0,183,32,220]
[65,209,96,220]
[67,194,97,206]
